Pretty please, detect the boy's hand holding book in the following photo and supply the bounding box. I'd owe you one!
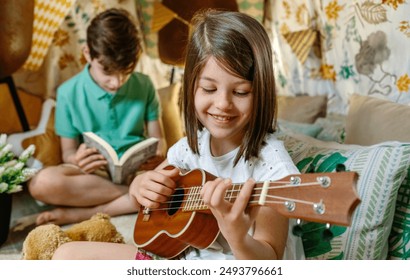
[73,143,108,174]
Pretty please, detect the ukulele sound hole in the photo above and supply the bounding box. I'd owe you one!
[167,187,184,216]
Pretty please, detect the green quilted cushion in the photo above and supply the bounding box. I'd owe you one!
[388,167,410,259]
[278,131,410,259]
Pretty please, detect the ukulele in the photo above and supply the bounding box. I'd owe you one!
[133,168,360,259]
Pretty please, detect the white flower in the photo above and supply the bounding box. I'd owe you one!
[19,144,36,161]
[8,184,23,193]
[0,137,38,194]
[12,162,24,171]
[0,182,8,192]
[0,143,12,157]
[22,168,38,179]
[3,159,17,168]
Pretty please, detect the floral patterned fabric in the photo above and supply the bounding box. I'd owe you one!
[269,0,410,114]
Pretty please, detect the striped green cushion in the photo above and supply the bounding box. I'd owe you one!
[278,132,410,259]
[388,168,410,259]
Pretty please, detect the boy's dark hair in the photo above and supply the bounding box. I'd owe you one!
[182,9,277,165]
[86,8,141,74]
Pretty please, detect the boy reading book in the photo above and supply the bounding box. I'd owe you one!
[28,8,165,226]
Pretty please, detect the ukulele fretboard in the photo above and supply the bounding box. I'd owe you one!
[183,183,245,211]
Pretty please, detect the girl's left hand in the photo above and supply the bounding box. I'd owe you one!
[200,177,260,246]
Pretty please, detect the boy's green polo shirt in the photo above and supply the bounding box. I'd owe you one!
[55,65,159,157]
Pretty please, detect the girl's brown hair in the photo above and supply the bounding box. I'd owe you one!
[182,9,277,165]
[86,8,141,74]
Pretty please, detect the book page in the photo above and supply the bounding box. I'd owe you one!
[82,132,119,179]
[118,139,158,184]
[83,132,119,162]
[119,137,158,165]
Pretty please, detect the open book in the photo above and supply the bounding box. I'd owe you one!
[83,132,159,184]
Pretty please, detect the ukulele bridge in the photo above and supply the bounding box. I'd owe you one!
[142,207,151,221]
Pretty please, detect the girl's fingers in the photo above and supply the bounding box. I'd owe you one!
[139,199,159,209]
[201,178,223,205]
[201,178,257,220]
[201,178,233,214]
[210,179,232,209]
[231,178,255,214]
[138,187,169,208]
[130,169,179,209]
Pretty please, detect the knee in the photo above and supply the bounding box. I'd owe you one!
[28,167,64,200]
[52,242,78,260]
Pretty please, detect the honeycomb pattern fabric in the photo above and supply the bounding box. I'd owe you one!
[22,0,76,71]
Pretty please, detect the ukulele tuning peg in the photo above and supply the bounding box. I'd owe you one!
[336,164,346,172]
[322,223,334,242]
[292,219,304,237]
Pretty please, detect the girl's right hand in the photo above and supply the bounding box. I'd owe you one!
[74,143,107,173]
[129,167,180,209]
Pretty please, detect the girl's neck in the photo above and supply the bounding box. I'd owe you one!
[209,136,241,157]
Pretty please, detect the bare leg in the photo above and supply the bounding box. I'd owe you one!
[30,165,139,225]
[29,165,128,207]
[52,241,137,260]
[36,193,138,225]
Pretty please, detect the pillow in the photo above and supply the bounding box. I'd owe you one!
[277,95,327,124]
[345,95,410,145]
[157,82,184,150]
[277,119,323,138]
[277,131,410,259]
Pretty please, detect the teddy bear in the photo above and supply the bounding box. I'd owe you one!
[22,213,125,260]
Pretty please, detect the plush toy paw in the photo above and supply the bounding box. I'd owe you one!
[22,224,71,260]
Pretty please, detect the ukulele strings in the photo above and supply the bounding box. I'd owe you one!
[149,180,323,212]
